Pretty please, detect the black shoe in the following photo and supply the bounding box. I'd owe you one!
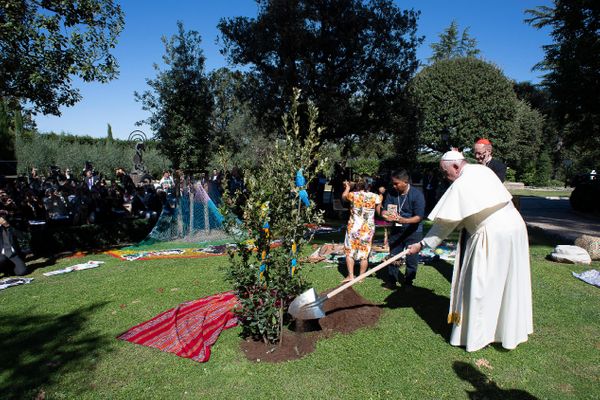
[381,281,397,291]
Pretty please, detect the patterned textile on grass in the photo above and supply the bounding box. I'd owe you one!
[572,269,600,288]
[117,292,239,363]
[106,245,233,261]
[107,241,283,261]
[305,223,342,235]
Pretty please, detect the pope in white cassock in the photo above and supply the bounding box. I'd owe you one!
[407,150,533,352]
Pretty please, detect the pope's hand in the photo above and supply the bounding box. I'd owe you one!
[407,242,422,255]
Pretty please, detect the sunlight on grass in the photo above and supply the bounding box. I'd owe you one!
[1,229,598,399]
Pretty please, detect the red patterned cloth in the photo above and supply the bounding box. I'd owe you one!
[117,292,239,363]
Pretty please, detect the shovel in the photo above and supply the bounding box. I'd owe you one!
[288,249,410,320]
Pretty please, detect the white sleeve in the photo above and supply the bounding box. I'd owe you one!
[422,219,461,249]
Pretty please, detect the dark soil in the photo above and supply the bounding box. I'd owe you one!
[240,287,381,362]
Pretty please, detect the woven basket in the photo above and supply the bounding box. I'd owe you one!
[574,235,600,260]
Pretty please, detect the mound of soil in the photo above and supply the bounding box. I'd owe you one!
[240,287,381,363]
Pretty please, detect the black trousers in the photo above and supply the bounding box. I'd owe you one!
[0,254,27,276]
[388,231,422,285]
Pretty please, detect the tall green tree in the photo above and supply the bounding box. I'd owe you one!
[429,20,480,63]
[218,0,422,144]
[408,58,519,157]
[206,68,279,171]
[106,123,114,143]
[0,99,14,161]
[506,99,545,177]
[0,0,124,115]
[135,21,213,171]
[208,67,245,139]
[526,0,600,147]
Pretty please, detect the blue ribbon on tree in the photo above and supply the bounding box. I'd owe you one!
[295,169,310,207]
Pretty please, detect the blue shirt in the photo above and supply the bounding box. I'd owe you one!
[382,185,426,236]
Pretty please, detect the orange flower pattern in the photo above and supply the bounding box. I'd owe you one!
[344,191,382,260]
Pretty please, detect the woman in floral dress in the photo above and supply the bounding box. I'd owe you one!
[342,179,382,282]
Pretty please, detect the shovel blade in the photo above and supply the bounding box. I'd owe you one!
[288,288,326,320]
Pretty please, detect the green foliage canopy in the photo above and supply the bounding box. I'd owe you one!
[526,0,600,147]
[508,99,546,178]
[218,0,422,143]
[408,58,519,158]
[0,99,14,161]
[0,0,124,115]
[429,20,480,63]
[16,132,169,178]
[135,22,213,171]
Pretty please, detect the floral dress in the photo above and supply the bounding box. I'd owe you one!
[344,191,382,260]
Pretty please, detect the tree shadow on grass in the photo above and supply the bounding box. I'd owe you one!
[422,257,454,283]
[453,361,538,399]
[380,286,451,339]
[0,302,111,400]
[527,226,561,247]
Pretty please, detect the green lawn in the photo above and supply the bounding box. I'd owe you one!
[1,231,599,399]
[508,188,572,198]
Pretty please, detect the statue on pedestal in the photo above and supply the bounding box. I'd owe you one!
[128,130,153,185]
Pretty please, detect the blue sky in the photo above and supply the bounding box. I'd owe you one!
[34,0,552,140]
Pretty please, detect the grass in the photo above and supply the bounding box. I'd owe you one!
[1,230,599,399]
[508,188,572,198]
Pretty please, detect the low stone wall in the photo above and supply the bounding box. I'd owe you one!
[504,181,525,190]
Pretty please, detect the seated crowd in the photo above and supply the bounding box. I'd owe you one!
[0,165,171,230]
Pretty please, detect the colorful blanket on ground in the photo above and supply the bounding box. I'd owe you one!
[108,241,283,261]
[572,269,600,288]
[107,246,235,261]
[43,261,105,276]
[0,277,34,291]
[419,242,456,262]
[309,240,456,265]
[117,291,239,363]
[305,224,342,235]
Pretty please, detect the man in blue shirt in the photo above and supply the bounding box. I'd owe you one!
[381,169,425,289]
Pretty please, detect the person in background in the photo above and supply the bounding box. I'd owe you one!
[0,210,27,276]
[407,150,532,352]
[342,178,382,283]
[159,170,174,192]
[115,167,136,198]
[84,169,99,191]
[422,169,439,214]
[207,169,222,204]
[473,138,507,182]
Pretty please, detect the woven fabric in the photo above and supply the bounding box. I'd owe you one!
[117,292,239,363]
[575,235,600,260]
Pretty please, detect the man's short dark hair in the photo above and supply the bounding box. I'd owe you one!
[390,169,410,182]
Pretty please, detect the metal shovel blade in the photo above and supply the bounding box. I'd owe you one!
[287,249,411,320]
[288,288,326,320]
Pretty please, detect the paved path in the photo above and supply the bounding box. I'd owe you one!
[519,196,600,243]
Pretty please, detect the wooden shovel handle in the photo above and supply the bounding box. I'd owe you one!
[326,249,410,300]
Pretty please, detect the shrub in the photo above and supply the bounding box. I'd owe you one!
[15,132,170,177]
[505,167,517,182]
[220,89,326,344]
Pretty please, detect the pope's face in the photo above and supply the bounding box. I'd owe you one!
[440,161,461,182]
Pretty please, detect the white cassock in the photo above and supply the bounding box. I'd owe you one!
[422,164,533,352]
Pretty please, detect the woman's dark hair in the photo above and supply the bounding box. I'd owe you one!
[353,178,369,191]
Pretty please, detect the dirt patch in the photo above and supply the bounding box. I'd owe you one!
[240,287,382,362]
